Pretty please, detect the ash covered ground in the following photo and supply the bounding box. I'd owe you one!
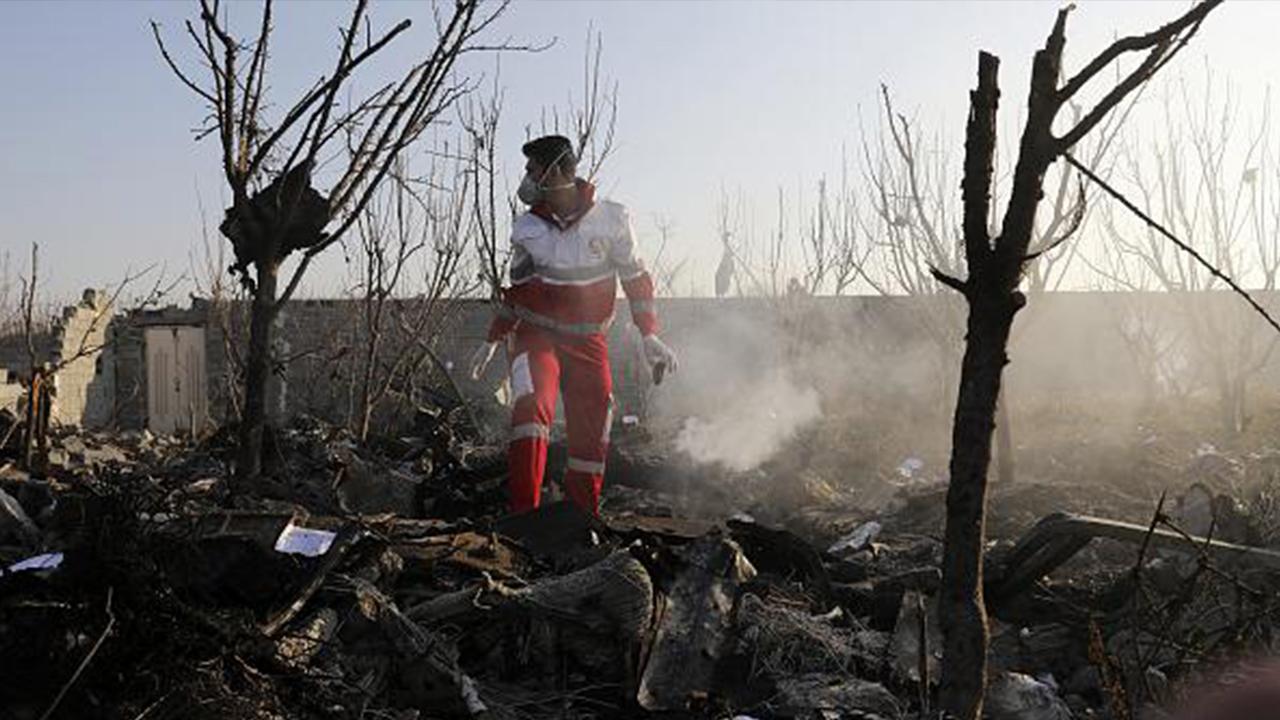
[4,388,1280,720]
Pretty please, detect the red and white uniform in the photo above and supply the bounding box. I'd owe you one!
[487,182,657,514]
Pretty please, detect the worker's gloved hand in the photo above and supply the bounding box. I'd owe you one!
[643,334,678,380]
[469,341,500,380]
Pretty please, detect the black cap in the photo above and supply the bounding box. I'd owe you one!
[521,135,576,171]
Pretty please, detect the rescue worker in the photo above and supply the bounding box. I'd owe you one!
[469,135,678,515]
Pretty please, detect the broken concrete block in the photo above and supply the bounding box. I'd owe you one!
[82,443,128,466]
[637,534,756,711]
[987,671,1073,720]
[59,435,88,459]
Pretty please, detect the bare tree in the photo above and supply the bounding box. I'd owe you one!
[649,214,688,298]
[815,154,875,296]
[0,250,17,337]
[859,87,969,413]
[349,155,479,441]
[932,3,1220,717]
[714,187,774,297]
[153,0,510,480]
[461,74,510,301]
[190,202,251,425]
[1087,235,1194,409]
[1102,74,1279,435]
[863,79,1136,486]
[533,27,618,182]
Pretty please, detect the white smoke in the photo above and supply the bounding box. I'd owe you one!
[673,368,821,471]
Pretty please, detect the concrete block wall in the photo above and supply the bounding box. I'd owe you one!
[49,289,115,427]
[0,289,118,428]
[0,383,21,415]
[18,288,1280,434]
[275,298,476,430]
[262,292,1280,431]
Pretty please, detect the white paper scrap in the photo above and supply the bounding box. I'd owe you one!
[7,552,64,573]
[274,522,337,557]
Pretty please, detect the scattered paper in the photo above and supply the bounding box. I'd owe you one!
[274,522,337,557]
[6,552,64,574]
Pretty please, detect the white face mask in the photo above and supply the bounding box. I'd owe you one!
[516,147,575,206]
[517,173,542,205]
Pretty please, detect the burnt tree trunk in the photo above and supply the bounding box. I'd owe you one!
[227,164,326,482]
[936,4,1218,714]
[941,27,1064,718]
[995,388,1014,484]
[20,371,47,472]
[938,50,1004,720]
[237,259,279,481]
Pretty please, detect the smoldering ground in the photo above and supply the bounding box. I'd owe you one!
[630,291,1280,527]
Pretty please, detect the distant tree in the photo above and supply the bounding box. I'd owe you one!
[153,0,509,480]
[531,27,618,183]
[800,156,874,297]
[0,250,16,337]
[933,3,1221,718]
[347,156,479,441]
[650,215,689,298]
[865,83,1136,485]
[13,243,174,469]
[1102,74,1280,435]
[859,87,968,410]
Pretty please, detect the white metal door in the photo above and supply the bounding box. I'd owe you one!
[145,326,208,435]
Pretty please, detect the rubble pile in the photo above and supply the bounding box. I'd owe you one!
[4,409,1280,719]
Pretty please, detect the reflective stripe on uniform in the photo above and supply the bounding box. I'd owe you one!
[512,305,615,335]
[533,261,615,284]
[567,457,606,474]
[510,423,550,442]
[538,272,616,287]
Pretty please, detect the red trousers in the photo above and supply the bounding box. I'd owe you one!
[507,326,613,514]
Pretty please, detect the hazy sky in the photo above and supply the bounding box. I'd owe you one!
[3,0,1279,299]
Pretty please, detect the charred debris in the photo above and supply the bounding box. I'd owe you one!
[3,402,1280,720]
